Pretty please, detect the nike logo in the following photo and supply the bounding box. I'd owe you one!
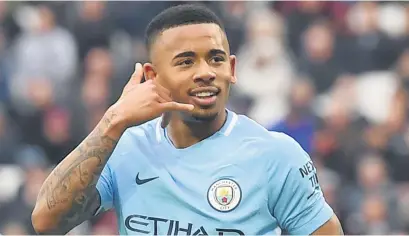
[135,173,159,185]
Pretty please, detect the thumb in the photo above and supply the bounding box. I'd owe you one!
[161,102,194,112]
[129,63,143,84]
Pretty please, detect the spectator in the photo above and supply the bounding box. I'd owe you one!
[71,1,113,61]
[339,2,401,74]
[10,4,77,107]
[235,9,295,126]
[0,103,19,164]
[298,19,343,95]
[0,145,50,234]
[69,48,113,142]
[282,1,330,56]
[342,154,402,234]
[268,79,316,153]
[0,29,11,106]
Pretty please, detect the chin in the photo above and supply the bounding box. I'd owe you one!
[184,107,219,122]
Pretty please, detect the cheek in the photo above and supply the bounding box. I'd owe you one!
[162,74,190,99]
[218,66,234,84]
[171,84,186,99]
[156,69,183,89]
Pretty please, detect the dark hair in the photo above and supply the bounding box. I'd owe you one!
[144,4,225,54]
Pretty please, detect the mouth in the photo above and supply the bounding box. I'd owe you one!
[189,87,220,107]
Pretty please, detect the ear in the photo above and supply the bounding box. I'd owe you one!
[229,55,237,84]
[143,63,157,81]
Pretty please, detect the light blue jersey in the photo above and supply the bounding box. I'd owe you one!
[96,110,333,235]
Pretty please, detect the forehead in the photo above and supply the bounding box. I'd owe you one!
[151,23,229,60]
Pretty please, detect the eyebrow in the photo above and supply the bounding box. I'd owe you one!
[173,51,195,60]
[209,49,227,56]
[172,49,227,60]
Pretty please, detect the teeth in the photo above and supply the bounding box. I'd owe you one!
[195,92,215,97]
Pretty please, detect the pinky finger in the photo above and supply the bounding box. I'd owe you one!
[160,102,194,112]
[155,94,167,103]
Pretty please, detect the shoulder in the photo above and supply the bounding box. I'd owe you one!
[235,114,310,171]
[268,130,308,161]
[235,114,304,155]
[267,130,310,172]
[105,118,161,168]
[121,118,161,144]
[233,114,276,140]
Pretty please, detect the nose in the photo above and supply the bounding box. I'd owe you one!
[193,62,216,83]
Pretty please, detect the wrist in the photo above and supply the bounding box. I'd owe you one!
[102,106,128,140]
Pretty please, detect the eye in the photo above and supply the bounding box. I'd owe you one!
[177,59,194,66]
[211,56,225,63]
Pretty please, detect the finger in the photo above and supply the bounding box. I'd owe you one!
[160,102,194,112]
[155,93,167,103]
[129,63,143,84]
[161,112,171,128]
[153,81,171,97]
[120,84,137,99]
[155,85,172,102]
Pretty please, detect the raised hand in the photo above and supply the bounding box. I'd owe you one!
[111,63,194,130]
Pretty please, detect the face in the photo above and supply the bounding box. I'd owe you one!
[144,23,237,122]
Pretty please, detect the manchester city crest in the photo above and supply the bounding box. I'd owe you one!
[207,178,241,212]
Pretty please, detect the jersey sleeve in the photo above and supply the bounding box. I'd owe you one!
[95,163,114,215]
[269,133,334,235]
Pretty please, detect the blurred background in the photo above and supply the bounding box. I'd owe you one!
[0,1,409,235]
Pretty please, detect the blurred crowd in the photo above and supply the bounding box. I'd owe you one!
[0,1,409,235]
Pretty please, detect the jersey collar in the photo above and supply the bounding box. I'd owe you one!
[155,109,238,143]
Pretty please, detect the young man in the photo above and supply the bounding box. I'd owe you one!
[32,4,343,235]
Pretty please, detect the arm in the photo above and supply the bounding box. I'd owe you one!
[270,133,343,235]
[312,214,344,235]
[32,63,194,234]
[32,109,124,234]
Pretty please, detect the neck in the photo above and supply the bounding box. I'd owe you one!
[167,110,227,149]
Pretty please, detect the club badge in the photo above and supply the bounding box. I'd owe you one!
[207,178,241,212]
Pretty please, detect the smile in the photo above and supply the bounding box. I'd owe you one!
[194,91,216,98]
[189,87,220,106]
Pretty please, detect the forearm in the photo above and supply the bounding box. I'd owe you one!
[32,109,124,234]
